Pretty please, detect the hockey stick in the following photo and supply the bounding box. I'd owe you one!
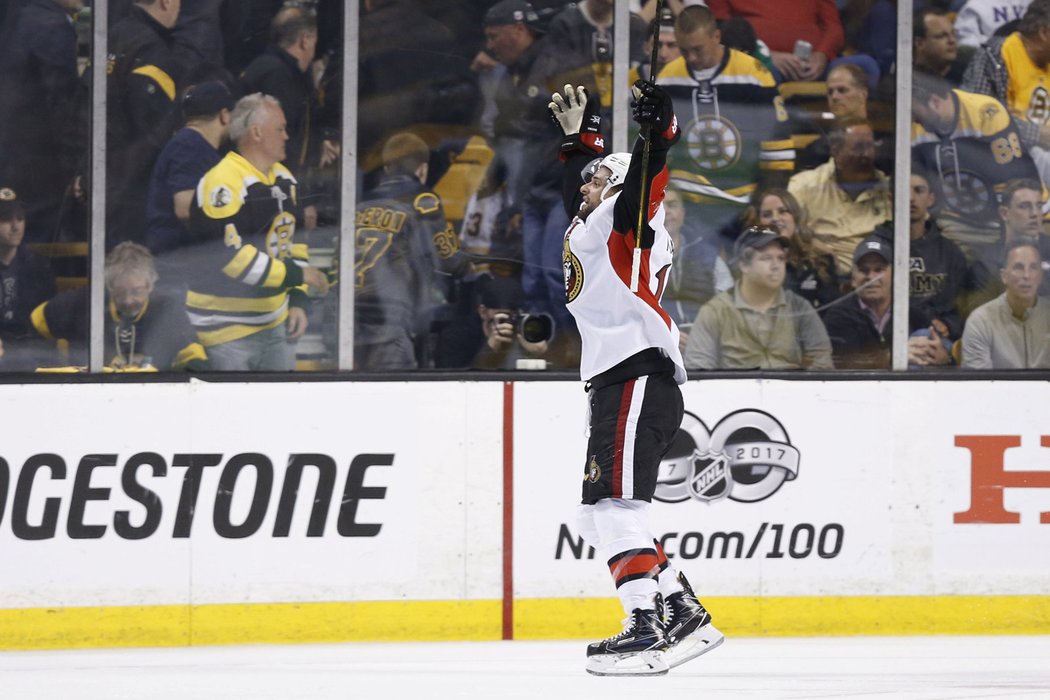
[631,0,666,293]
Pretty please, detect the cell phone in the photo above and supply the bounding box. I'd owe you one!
[793,39,812,62]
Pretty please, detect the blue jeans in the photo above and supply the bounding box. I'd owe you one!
[205,323,297,371]
[522,201,572,331]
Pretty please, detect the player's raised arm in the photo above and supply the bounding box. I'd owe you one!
[614,80,680,252]
[549,85,607,218]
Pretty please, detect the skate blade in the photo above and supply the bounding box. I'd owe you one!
[665,623,725,669]
[585,650,669,676]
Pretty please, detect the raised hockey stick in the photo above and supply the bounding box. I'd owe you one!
[631,0,665,293]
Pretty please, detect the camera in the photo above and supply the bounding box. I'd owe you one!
[495,312,555,344]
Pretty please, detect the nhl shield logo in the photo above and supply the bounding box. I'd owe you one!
[687,450,732,503]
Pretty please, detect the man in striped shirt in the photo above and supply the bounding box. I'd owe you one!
[186,93,328,371]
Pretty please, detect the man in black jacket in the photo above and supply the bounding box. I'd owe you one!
[0,188,57,370]
[107,0,183,247]
[240,6,332,174]
[823,236,894,369]
[0,0,86,243]
[873,169,968,367]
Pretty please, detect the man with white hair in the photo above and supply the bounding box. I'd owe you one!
[549,80,723,677]
[186,92,329,371]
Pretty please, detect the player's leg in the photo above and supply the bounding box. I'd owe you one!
[580,498,668,676]
[652,537,725,667]
[579,372,682,676]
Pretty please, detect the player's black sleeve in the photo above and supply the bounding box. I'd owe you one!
[558,93,607,218]
[613,81,681,249]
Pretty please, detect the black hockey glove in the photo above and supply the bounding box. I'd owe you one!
[549,84,605,158]
[631,80,679,143]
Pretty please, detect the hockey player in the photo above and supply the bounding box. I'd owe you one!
[549,81,724,677]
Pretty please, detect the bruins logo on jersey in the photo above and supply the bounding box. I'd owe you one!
[563,235,584,302]
[210,185,233,209]
[1028,86,1050,125]
[939,167,992,217]
[686,115,742,171]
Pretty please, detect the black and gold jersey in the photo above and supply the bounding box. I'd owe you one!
[656,49,794,207]
[186,151,309,347]
[31,289,206,371]
[912,89,1040,246]
[351,174,471,344]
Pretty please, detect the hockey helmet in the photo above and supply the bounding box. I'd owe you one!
[598,152,631,199]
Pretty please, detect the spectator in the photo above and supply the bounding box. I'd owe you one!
[963,0,1050,185]
[240,7,336,177]
[546,0,648,124]
[912,72,1040,265]
[663,185,733,340]
[955,0,1032,49]
[901,168,969,339]
[839,0,897,77]
[749,188,842,308]
[683,226,833,370]
[914,7,968,86]
[0,188,57,370]
[186,93,329,371]
[788,116,892,272]
[0,0,87,243]
[30,242,206,371]
[961,236,1050,367]
[471,273,552,369]
[871,170,968,367]
[479,1,577,344]
[706,0,845,81]
[966,178,1050,311]
[146,80,233,257]
[822,236,894,369]
[630,5,681,83]
[106,0,185,248]
[349,132,472,370]
[796,62,894,172]
[659,5,795,250]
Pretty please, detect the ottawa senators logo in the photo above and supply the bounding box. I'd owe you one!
[563,224,584,302]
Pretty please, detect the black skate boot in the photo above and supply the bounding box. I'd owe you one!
[661,572,725,669]
[585,604,669,676]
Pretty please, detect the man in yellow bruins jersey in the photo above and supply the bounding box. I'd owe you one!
[657,5,794,249]
[912,72,1041,264]
[963,0,1050,187]
[186,92,329,371]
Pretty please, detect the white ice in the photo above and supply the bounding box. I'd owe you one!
[1,636,1049,699]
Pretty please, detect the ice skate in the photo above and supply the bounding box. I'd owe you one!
[585,606,669,676]
[661,572,725,669]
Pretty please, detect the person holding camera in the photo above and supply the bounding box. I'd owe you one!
[471,273,552,369]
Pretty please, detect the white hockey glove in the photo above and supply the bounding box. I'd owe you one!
[549,84,588,136]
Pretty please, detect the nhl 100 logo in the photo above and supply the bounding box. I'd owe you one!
[655,409,800,505]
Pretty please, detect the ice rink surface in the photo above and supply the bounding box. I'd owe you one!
[2,636,1049,699]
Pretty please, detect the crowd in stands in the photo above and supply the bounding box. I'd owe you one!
[0,0,1048,372]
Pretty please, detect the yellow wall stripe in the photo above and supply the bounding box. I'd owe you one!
[1,596,1048,650]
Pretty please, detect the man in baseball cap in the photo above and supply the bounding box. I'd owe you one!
[822,234,894,368]
[181,81,235,121]
[483,0,543,31]
[684,225,833,370]
[731,224,789,266]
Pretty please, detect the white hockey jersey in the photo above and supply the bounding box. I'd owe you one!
[563,195,687,385]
